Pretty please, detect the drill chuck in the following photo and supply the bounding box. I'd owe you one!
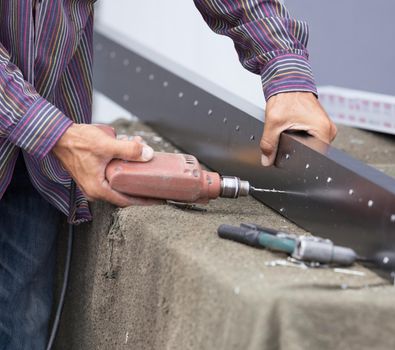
[220,176,250,198]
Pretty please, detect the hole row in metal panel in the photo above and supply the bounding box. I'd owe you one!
[281,153,395,221]
[96,43,257,142]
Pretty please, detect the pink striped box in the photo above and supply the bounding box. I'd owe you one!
[318,86,395,135]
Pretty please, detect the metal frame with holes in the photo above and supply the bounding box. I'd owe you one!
[93,28,395,276]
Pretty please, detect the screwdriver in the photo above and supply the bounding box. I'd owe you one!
[217,223,360,266]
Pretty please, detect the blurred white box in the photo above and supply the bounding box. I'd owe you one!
[318,86,395,135]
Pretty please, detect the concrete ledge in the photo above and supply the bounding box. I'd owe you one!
[56,198,395,350]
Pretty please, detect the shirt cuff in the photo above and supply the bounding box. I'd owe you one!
[261,53,318,100]
[7,97,73,160]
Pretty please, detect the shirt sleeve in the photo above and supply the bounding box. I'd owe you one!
[0,43,73,160]
[193,0,317,100]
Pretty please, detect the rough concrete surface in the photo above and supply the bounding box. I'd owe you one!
[55,120,395,350]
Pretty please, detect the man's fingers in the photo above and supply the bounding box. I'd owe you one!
[304,119,338,144]
[95,180,141,207]
[260,118,337,167]
[260,92,338,168]
[110,139,154,162]
[329,122,338,141]
[126,197,166,206]
[98,180,164,207]
[116,135,144,143]
[260,122,282,167]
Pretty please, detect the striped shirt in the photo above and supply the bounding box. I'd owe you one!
[0,0,316,224]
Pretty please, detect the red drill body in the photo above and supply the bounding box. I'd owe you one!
[106,152,250,203]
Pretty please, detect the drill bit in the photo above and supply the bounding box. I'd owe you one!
[250,186,288,194]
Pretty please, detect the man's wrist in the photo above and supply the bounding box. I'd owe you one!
[7,97,73,160]
[53,122,77,151]
[261,53,317,101]
[267,91,317,103]
[52,123,90,162]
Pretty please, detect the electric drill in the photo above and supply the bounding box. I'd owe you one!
[106,152,251,203]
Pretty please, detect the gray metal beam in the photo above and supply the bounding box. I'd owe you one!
[92,31,395,276]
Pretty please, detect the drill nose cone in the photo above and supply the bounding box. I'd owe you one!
[239,180,250,196]
[220,177,250,198]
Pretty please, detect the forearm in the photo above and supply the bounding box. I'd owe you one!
[193,0,317,99]
[0,43,72,159]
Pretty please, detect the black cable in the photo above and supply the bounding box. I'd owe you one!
[46,181,76,350]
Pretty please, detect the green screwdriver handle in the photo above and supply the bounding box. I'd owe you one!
[258,233,296,254]
[217,224,296,254]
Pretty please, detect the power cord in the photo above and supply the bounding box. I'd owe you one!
[46,181,76,350]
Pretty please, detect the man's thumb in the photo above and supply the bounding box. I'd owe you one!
[111,139,154,162]
[259,123,280,167]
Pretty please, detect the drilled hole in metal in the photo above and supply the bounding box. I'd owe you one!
[250,135,255,141]
[135,66,142,73]
[193,100,199,106]
[208,109,213,116]
[223,118,227,124]
[95,43,103,51]
[123,59,130,66]
[148,74,155,80]
[123,94,130,101]
[178,92,184,98]
[367,200,374,207]
[305,164,310,169]
[327,177,332,183]
[348,189,354,195]
[235,125,240,131]
[285,154,290,160]
[163,81,169,87]
[391,214,395,223]
[109,51,116,59]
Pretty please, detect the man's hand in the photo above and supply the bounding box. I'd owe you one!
[53,123,155,207]
[260,92,337,166]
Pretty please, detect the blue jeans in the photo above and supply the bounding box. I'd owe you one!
[0,155,62,350]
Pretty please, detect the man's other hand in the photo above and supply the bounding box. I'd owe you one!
[260,92,337,166]
[53,124,154,207]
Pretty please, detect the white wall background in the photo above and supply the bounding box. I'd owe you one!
[92,0,395,124]
[92,0,264,123]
